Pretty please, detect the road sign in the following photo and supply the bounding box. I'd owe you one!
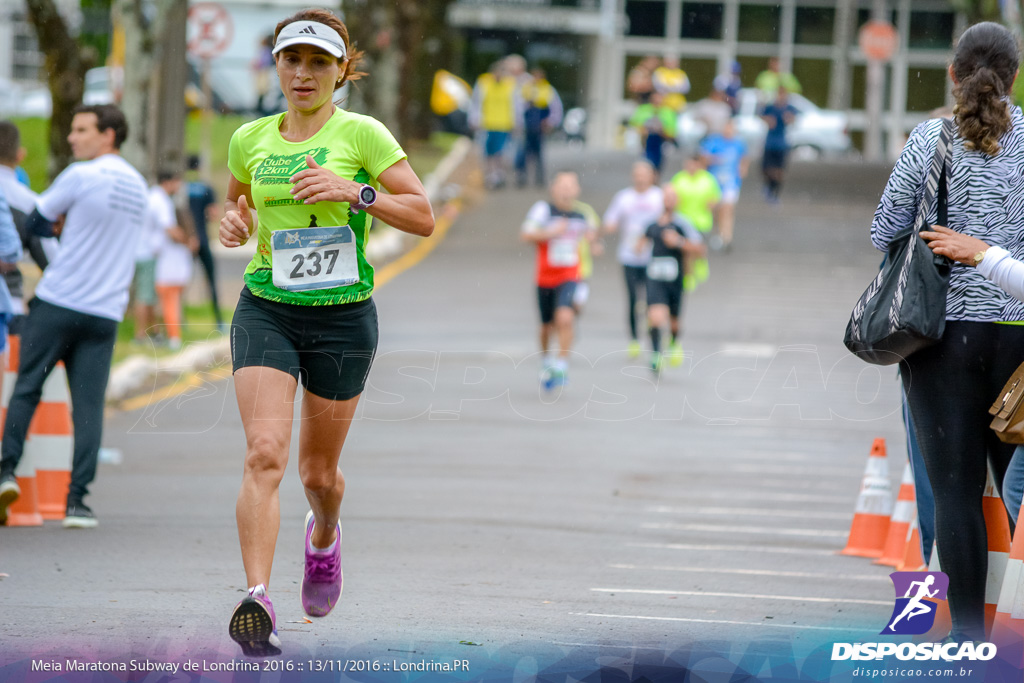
[187,2,233,60]
[859,20,899,62]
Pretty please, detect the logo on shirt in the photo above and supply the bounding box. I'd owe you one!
[253,147,330,185]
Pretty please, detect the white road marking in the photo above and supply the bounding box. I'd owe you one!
[608,564,886,581]
[626,542,837,556]
[646,505,851,521]
[642,522,847,537]
[591,588,890,606]
[572,613,879,633]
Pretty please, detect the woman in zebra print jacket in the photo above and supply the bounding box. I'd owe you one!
[871,21,1024,642]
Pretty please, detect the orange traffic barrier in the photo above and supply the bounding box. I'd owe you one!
[992,499,1024,659]
[921,544,952,642]
[30,362,72,520]
[875,463,916,567]
[1,335,42,527]
[984,473,1012,638]
[840,438,892,558]
[896,512,927,572]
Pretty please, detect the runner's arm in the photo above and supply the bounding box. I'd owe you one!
[289,157,434,238]
[221,174,257,248]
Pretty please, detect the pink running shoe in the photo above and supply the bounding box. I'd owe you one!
[300,510,343,617]
[229,584,282,657]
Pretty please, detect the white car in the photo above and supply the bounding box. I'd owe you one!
[0,77,51,118]
[677,87,851,159]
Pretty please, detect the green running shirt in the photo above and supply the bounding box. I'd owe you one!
[227,108,407,305]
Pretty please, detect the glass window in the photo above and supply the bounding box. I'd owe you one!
[681,3,724,40]
[794,7,835,45]
[850,64,892,110]
[906,67,948,113]
[626,0,668,37]
[791,58,831,107]
[679,58,718,100]
[908,12,954,50]
[738,4,780,43]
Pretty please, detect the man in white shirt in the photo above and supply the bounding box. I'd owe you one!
[0,105,149,528]
[602,160,664,358]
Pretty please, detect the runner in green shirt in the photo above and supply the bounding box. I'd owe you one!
[670,153,720,289]
[219,8,434,658]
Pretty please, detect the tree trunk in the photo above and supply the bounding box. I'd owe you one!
[114,0,187,181]
[25,0,93,179]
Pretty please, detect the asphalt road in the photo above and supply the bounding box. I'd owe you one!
[0,146,915,676]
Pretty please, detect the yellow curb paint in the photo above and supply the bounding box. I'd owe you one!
[374,199,460,287]
[113,200,462,414]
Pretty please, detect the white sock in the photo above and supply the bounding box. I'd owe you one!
[249,583,267,597]
[308,527,339,555]
[554,358,568,372]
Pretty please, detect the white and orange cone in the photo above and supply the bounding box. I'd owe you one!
[840,438,892,558]
[896,512,927,572]
[875,463,916,567]
[1,335,42,527]
[984,472,1012,638]
[992,499,1024,660]
[30,362,72,521]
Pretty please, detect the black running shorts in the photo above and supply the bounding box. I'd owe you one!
[646,278,683,317]
[537,281,577,324]
[231,286,378,401]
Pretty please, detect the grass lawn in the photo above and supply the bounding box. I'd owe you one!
[10,115,460,366]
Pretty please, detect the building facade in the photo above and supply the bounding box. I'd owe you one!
[449,0,962,155]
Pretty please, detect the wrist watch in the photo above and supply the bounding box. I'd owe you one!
[973,249,989,267]
[351,184,377,213]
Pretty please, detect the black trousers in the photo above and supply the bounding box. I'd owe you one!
[623,265,647,340]
[0,298,117,502]
[195,240,223,326]
[900,320,1024,640]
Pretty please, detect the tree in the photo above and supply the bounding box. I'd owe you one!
[25,0,95,177]
[113,0,188,180]
[342,0,460,141]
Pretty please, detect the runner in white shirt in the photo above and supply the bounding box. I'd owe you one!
[602,160,664,358]
[0,105,149,529]
[151,172,194,350]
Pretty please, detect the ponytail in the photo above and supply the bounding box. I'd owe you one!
[953,67,1011,156]
[951,22,1020,157]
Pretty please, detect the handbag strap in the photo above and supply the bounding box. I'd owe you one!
[916,117,953,233]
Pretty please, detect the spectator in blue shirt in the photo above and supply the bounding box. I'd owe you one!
[760,87,798,203]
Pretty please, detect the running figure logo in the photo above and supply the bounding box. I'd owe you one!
[881,572,949,635]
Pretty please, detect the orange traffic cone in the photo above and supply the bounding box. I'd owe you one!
[1,334,42,527]
[991,498,1024,659]
[840,438,892,558]
[921,544,952,642]
[875,463,916,567]
[983,472,1012,638]
[896,513,927,572]
[31,360,72,521]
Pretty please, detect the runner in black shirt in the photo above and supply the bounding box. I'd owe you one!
[639,186,705,372]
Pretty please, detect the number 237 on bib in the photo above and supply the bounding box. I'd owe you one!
[271,225,360,292]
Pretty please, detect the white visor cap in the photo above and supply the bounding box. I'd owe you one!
[273,21,347,60]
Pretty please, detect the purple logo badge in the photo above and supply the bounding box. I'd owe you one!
[881,572,949,635]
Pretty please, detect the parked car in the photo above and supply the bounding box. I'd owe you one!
[0,77,51,118]
[677,87,851,159]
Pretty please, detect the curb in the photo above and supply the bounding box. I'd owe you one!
[106,136,475,406]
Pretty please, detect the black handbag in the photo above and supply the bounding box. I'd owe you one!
[844,118,953,366]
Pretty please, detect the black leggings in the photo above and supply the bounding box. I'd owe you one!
[623,265,647,341]
[901,320,1024,640]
